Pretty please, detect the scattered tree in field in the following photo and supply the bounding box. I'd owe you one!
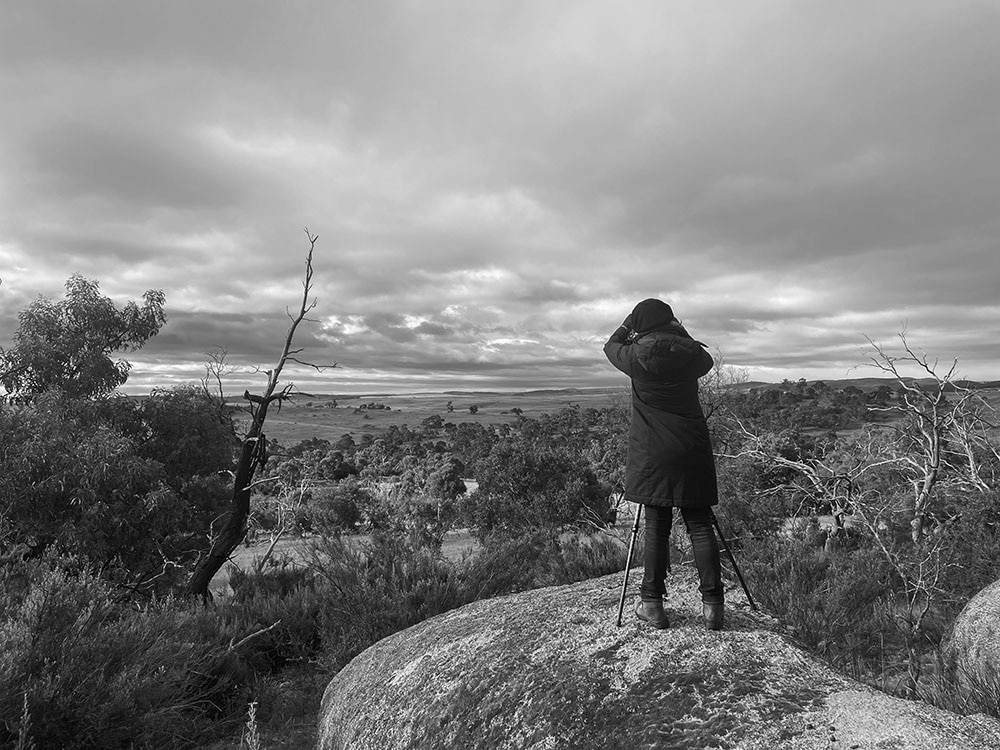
[420,414,445,433]
[0,274,165,398]
[187,230,335,599]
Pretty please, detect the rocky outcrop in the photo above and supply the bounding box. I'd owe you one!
[944,577,1000,693]
[318,569,1000,750]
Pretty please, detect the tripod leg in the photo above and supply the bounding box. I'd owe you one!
[711,510,757,611]
[615,502,643,627]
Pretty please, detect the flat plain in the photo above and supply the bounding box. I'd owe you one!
[233,382,1000,446]
[239,387,628,445]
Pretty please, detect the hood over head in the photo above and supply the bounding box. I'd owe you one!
[631,298,675,334]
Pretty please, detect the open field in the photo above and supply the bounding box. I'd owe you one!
[237,387,627,445]
[238,382,1000,447]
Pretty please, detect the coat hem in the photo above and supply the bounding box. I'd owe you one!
[625,495,719,508]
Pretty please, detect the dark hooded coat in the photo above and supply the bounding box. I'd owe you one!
[603,302,718,508]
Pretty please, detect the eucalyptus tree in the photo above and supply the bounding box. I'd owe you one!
[0,274,165,398]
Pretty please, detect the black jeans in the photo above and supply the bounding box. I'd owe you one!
[640,504,723,604]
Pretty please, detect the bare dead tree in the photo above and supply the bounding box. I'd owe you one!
[726,414,957,694]
[251,462,316,574]
[722,418,902,541]
[199,345,238,425]
[847,486,957,695]
[864,331,996,543]
[201,346,235,401]
[698,349,749,453]
[187,229,335,599]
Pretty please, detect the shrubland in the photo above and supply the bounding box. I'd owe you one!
[2,277,999,746]
[0,279,626,747]
[712,336,1000,713]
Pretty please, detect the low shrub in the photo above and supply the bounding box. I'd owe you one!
[309,528,631,673]
[223,558,323,671]
[0,555,333,750]
[309,533,467,671]
[935,487,1000,613]
[538,533,627,588]
[0,558,226,750]
[741,535,893,673]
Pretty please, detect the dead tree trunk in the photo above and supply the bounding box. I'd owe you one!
[187,230,331,600]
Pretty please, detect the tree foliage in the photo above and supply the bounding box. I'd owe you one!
[0,274,166,398]
[468,439,609,541]
[139,384,238,484]
[0,390,234,580]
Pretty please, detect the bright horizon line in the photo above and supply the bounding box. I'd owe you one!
[113,373,999,400]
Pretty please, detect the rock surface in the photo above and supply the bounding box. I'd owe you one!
[944,577,1000,692]
[318,569,1000,750]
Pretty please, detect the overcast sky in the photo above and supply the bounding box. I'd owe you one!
[2,1,998,395]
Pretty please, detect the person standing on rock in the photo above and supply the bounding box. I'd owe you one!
[603,298,724,630]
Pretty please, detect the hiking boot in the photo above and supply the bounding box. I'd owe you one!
[703,602,724,631]
[635,598,670,629]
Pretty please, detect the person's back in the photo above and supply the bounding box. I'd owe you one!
[632,328,707,410]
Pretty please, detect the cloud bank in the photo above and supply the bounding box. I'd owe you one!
[2,1,998,393]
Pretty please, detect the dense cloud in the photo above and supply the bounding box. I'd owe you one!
[2,1,999,394]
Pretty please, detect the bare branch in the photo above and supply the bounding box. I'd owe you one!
[201,346,235,405]
[285,356,338,371]
[243,476,282,492]
[228,620,283,653]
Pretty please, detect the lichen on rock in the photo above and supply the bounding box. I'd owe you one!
[318,569,1000,749]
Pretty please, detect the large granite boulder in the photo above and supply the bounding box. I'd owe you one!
[944,577,1000,692]
[318,569,1000,749]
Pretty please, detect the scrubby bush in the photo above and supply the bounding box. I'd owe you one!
[933,487,1000,610]
[541,534,627,586]
[0,389,234,585]
[467,440,611,541]
[0,557,222,749]
[0,554,334,750]
[307,480,367,533]
[309,532,467,670]
[740,535,892,668]
[307,527,628,672]
[222,558,323,672]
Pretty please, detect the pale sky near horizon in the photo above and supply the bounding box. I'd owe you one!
[2,1,999,395]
